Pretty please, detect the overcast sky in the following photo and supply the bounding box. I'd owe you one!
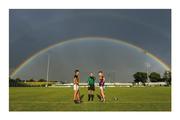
[9,9,171,82]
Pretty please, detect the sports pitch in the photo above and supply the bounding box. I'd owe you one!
[9,87,171,111]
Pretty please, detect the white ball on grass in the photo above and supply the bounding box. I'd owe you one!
[113,97,118,101]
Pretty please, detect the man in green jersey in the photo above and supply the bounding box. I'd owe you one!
[87,72,96,101]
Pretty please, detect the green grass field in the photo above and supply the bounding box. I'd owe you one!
[9,87,171,111]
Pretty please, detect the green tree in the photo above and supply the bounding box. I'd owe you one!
[149,72,161,82]
[38,79,46,82]
[15,78,21,82]
[163,71,171,86]
[133,72,147,84]
[28,78,35,82]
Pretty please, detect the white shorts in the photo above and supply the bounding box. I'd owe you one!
[100,86,105,90]
[74,84,79,91]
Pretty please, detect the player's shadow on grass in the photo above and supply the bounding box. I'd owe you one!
[80,94,84,102]
[96,94,101,101]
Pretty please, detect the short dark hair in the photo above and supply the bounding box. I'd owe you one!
[75,69,79,73]
[98,71,103,73]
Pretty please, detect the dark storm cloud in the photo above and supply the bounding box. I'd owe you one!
[9,9,171,74]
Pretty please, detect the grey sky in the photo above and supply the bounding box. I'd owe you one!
[9,9,171,82]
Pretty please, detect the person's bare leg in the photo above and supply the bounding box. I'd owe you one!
[91,90,93,95]
[101,89,105,102]
[77,90,80,101]
[100,89,103,100]
[73,90,77,103]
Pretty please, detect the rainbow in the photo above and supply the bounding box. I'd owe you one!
[11,37,170,78]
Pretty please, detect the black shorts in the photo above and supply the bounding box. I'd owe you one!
[88,85,95,91]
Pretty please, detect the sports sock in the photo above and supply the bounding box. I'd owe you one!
[91,95,94,101]
[88,94,91,101]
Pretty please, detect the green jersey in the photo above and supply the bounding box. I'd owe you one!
[87,76,95,86]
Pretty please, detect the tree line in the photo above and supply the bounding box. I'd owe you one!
[9,78,58,87]
[133,71,171,86]
[9,71,171,87]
